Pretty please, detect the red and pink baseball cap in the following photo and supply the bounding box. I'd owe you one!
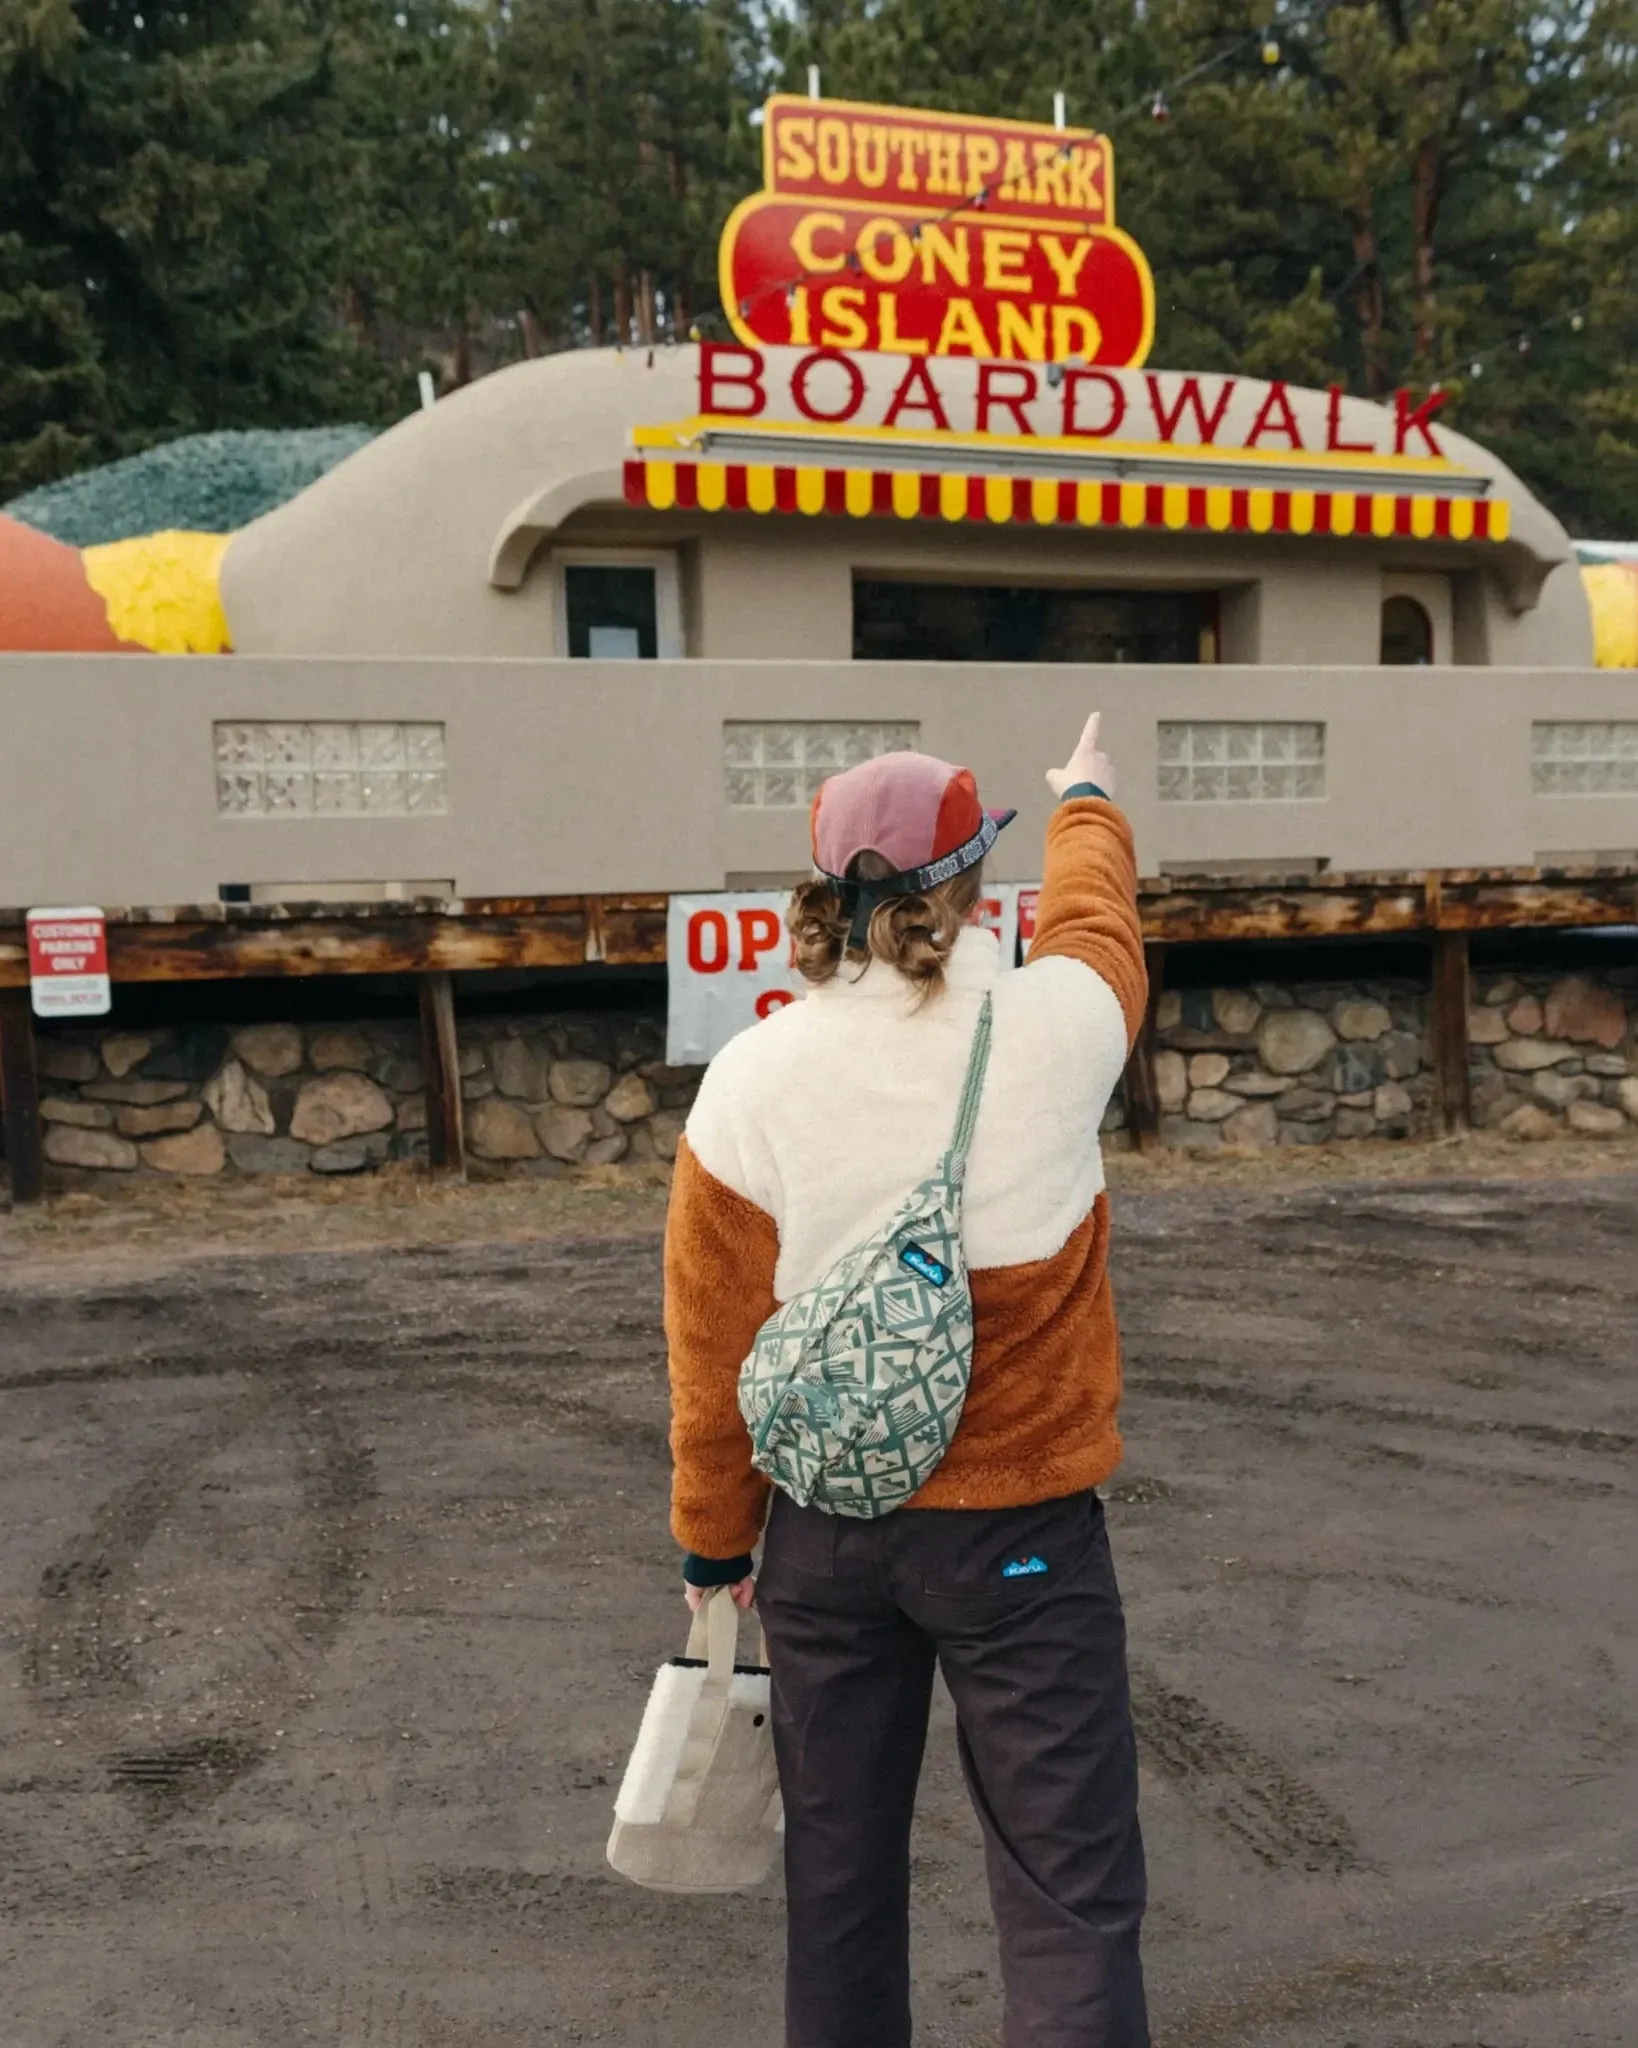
[811,753,1014,927]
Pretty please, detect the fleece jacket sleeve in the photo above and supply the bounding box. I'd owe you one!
[664,1134,778,1563]
[1026,796,1148,1048]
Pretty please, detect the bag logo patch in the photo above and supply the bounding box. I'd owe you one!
[899,1242,950,1287]
[1002,1555,1049,1579]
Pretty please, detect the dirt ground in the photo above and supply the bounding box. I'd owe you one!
[0,1141,1633,2047]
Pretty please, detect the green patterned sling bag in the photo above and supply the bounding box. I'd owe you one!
[735,993,993,1519]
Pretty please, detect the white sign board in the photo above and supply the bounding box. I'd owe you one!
[666,887,1034,1067]
[27,907,111,1019]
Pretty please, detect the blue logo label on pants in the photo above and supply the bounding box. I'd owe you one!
[1002,1555,1050,1578]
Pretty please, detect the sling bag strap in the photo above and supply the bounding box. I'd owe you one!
[945,993,994,1188]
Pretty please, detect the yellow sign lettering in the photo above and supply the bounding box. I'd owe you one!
[792,210,847,274]
[982,229,1034,294]
[934,297,993,356]
[926,131,963,196]
[1030,142,1070,210]
[774,115,816,184]
[964,133,1001,193]
[856,217,915,284]
[997,301,1047,361]
[819,284,869,349]
[1052,305,1102,362]
[917,224,970,288]
[887,126,924,192]
[816,116,850,183]
[1065,146,1104,216]
[788,285,813,347]
[1039,234,1093,298]
[854,123,890,189]
[1000,139,1033,198]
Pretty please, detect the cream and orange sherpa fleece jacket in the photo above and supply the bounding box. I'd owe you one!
[665,795,1146,1567]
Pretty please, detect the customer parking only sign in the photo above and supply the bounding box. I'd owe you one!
[667,889,1025,1064]
[26,907,112,1019]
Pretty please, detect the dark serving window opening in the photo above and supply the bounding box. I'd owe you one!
[1380,594,1434,665]
[565,565,658,659]
[853,580,1219,664]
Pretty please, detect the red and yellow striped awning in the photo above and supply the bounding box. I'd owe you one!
[622,458,1510,542]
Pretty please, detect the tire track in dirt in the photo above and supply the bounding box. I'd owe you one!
[1130,1665,1361,1875]
[25,1379,376,1818]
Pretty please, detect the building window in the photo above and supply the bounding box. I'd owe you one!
[214,722,447,816]
[854,580,1218,663]
[1158,722,1325,803]
[1532,722,1638,794]
[725,722,918,808]
[1380,595,1433,665]
[555,549,682,658]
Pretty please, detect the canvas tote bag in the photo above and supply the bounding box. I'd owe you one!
[607,1587,781,1893]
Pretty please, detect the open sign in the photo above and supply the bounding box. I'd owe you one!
[667,895,802,1063]
[666,887,1034,1065]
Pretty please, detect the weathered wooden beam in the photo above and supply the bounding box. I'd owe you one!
[1431,874,1638,931]
[1122,943,1168,1155]
[1430,929,1472,1136]
[417,972,465,1178]
[0,989,45,1205]
[1139,882,1428,944]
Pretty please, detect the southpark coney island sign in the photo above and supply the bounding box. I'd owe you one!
[627,94,1512,547]
[720,95,1151,366]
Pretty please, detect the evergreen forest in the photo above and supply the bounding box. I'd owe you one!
[3,0,1635,533]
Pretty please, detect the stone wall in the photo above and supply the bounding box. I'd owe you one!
[31,1012,699,1180]
[18,961,1638,1184]
[1151,965,1638,1148]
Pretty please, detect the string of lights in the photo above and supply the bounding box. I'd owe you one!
[681,19,1301,342]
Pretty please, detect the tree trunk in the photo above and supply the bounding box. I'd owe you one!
[450,324,473,389]
[1348,199,1387,396]
[1412,135,1441,365]
[588,273,604,346]
[518,307,546,358]
[637,269,657,346]
[674,274,693,334]
[613,257,632,346]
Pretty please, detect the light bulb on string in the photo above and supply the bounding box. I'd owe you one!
[1261,37,1281,64]
[1469,360,1483,378]
[1151,90,1170,122]
[1570,313,1585,332]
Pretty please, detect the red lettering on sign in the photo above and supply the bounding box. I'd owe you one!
[1245,380,1304,451]
[687,909,730,973]
[1326,384,1374,453]
[976,363,1038,436]
[1145,373,1233,445]
[790,349,866,424]
[1061,368,1126,439]
[755,989,797,1020]
[736,907,783,971]
[1016,888,1040,945]
[882,358,952,432]
[699,342,767,417]
[1393,387,1447,457]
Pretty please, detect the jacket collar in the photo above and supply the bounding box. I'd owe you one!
[808,923,1002,1005]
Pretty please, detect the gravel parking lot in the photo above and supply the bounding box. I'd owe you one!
[0,1158,1632,2046]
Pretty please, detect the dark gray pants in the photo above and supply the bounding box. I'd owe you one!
[757,1487,1149,2048]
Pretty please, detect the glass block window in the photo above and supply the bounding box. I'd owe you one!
[214,723,447,817]
[724,721,918,809]
[1157,721,1325,803]
[1532,722,1638,794]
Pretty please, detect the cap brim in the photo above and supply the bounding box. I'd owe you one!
[986,808,1018,832]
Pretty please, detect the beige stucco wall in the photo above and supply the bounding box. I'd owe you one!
[217,347,1590,669]
[3,655,1636,910]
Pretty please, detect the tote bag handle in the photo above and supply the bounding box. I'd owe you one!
[684,1587,769,1675]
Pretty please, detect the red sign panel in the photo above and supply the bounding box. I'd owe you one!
[763,96,1112,225]
[27,907,111,1018]
[720,197,1151,367]
[721,94,1154,368]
